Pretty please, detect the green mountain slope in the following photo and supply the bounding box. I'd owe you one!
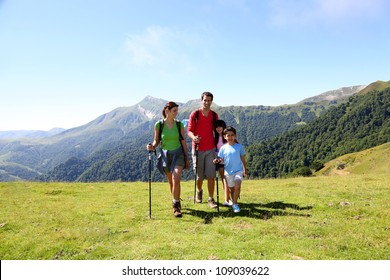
[317,142,390,176]
[357,80,390,95]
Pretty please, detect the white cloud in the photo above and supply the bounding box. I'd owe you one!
[318,0,386,21]
[267,0,318,26]
[124,26,210,74]
[217,0,250,11]
[267,0,387,27]
[125,26,169,66]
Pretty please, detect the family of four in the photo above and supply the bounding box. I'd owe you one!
[146,92,247,218]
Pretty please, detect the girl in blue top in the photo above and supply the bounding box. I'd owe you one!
[214,126,246,213]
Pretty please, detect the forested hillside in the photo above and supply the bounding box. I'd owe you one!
[246,88,390,178]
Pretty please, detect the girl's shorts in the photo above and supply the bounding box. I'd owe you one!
[225,171,244,188]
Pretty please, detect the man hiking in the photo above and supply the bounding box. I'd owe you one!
[187,92,219,208]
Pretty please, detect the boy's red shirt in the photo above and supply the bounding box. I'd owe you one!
[188,109,218,151]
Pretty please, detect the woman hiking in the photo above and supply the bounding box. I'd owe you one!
[146,101,190,218]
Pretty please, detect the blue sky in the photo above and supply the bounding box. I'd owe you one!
[1,0,389,130]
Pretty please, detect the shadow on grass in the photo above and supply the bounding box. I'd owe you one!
[184,201,312,224]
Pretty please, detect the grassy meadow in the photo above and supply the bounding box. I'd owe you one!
[1,173,389,260]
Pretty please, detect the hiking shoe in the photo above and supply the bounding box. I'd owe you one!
[195,189,203,203]
[208,198,218,208]
[173,201,182,218]
[232,204,240,213]
[223,200,233,206]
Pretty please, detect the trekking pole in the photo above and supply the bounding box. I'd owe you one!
[148,150,152,218]
[216,175,220,215]
[193,144,198,204]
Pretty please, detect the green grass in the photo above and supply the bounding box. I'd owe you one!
[1,174,389,260]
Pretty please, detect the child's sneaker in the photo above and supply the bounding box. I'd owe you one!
[223,200,233,206]
[232,204,240,213]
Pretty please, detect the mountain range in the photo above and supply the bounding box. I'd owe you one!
[0,128,66,139]
[0,85,366,139]
[0,80,389,182]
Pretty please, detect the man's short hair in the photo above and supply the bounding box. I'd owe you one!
[201,91,213,101]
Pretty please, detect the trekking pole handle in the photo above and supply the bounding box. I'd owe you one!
[147,143,157,156]
[193,135,201,144]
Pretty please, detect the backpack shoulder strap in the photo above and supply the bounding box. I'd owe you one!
[158,119,164,145]
[176,120,184,140]
[195,109,199,125]
[212,110,216,124]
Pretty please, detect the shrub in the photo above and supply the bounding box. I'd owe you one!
[291,166,312,177]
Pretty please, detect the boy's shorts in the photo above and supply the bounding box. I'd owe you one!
[225,171,244,188]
